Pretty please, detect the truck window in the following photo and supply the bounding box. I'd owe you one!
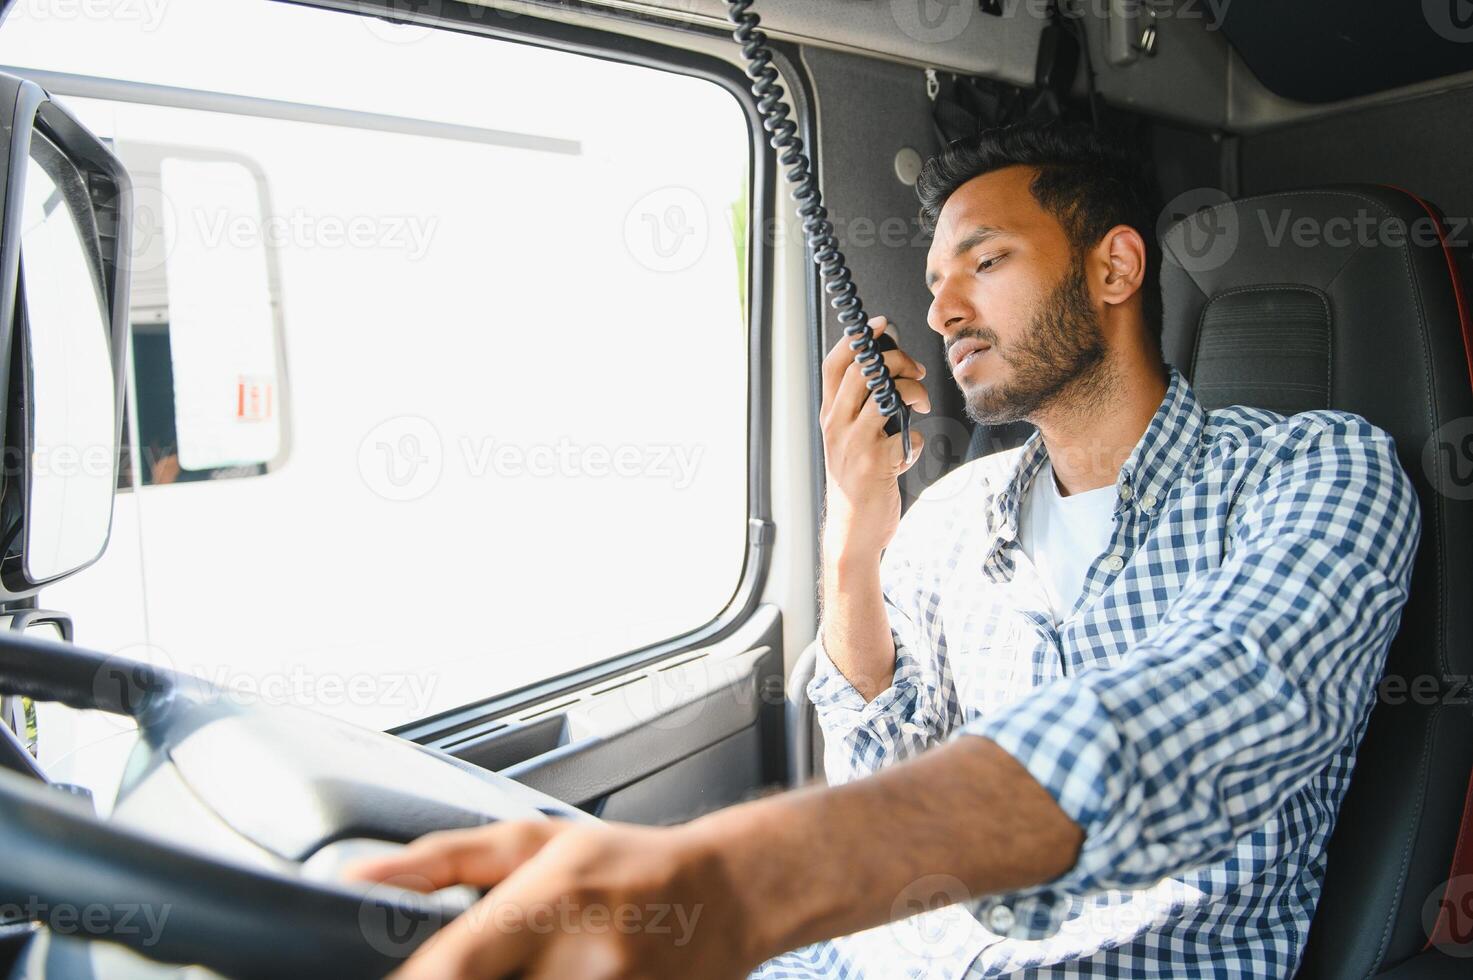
[9,0,752,741]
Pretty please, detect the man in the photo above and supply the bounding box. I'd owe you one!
[347,124,1419,978]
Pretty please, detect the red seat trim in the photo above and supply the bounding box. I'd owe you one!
[1384,184,1473,393]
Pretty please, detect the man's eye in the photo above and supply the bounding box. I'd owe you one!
[976,254,1006,273]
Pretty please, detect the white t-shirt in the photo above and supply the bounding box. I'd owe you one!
[1017,460,1118,623]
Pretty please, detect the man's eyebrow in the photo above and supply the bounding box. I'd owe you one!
[925,225,1006,287]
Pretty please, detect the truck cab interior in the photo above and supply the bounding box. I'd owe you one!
[1,0,1473,976]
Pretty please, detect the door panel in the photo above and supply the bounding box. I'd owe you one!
[436,604,786,824]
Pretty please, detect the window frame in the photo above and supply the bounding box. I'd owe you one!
[5,0,781,735]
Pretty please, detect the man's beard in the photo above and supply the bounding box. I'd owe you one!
[958,254,1111,426]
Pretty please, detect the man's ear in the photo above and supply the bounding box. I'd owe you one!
[1094,224,1147,310]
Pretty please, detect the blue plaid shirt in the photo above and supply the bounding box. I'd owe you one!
[754,368,1419,979]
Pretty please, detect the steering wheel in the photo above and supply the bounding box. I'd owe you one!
[0,627,589,977]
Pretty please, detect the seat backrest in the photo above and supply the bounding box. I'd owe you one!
[1160,185,1473,977]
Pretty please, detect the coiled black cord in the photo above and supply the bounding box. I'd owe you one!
[724,0,912,460]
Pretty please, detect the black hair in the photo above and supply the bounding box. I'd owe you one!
[916,123,1163,346]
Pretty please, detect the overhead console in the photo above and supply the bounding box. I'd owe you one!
[475,0,1473,136]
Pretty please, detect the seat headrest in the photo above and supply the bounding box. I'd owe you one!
[1162,186,1471,415]
[1160,184,1473,680]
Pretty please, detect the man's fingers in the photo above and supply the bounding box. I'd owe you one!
[818,315,883,409]
[828,348,927,426]
[344,821,567,892]
[852,378,931,436]
[886,429,926,471]
[390,891,541,980]
[820,315,892,415]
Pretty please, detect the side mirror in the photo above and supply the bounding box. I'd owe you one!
[0,73,129,595]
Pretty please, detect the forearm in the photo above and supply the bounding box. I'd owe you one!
[685,734,1082,965]
[819,546,898,702]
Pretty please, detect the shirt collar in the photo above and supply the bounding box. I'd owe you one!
[992,366,1204,537]
[1117,366,1205,515]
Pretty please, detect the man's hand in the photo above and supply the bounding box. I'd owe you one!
[818,315,931,700]
[343,819,758,980]
[342,738,1082,979]
[819,315,931,565]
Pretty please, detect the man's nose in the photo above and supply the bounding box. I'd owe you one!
[927,282,974,337]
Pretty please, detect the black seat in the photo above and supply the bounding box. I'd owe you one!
[1159,185,1473,977]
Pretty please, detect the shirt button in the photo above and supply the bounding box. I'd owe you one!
[1141,493,1157,510]
[1105,554,1125,572]
[1118,483,1132,501]
[986,904,1016,934]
